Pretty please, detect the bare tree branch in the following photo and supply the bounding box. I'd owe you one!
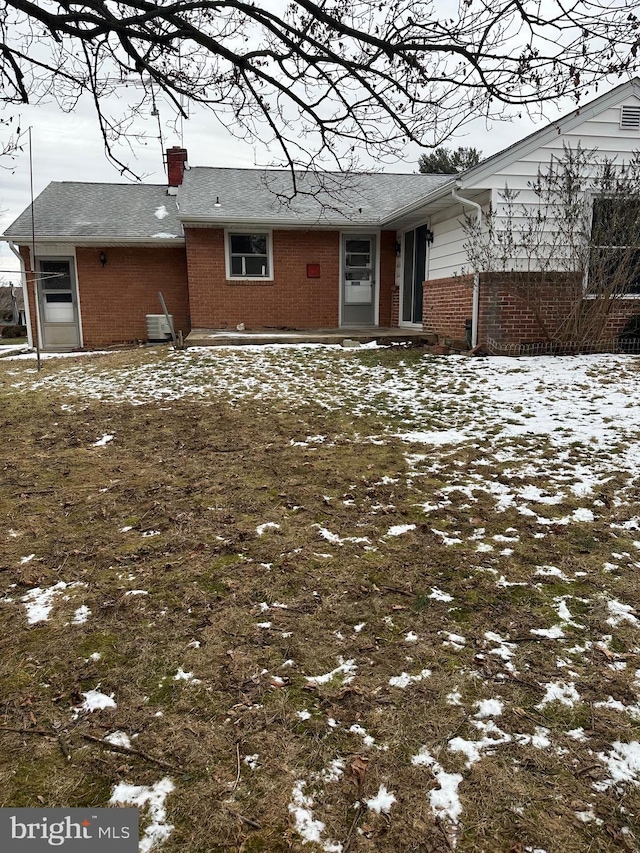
[0,0,638,176]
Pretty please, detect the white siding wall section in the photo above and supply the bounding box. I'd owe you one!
[487,98,640,195]
[464,96,640,274]
[396,92,640,281]
[399,193,490,281]
[428,201,485,280]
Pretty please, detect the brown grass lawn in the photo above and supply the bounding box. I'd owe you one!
[0,346,639,853]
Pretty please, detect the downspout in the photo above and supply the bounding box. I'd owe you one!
[451,185,482,348]
[9,241,34,349]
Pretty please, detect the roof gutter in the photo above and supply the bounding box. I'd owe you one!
[379,178,458,227]
[8,241,33,350]
[451,184,482,349]
[4,235,185,246]
[179,216,382,229]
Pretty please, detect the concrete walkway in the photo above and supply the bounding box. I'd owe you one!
[186,327,436,347]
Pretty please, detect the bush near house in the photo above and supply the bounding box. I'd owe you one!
[1,324,27,338]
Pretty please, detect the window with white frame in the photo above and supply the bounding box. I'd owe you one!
[227,232,271,278]
[589,197,640,295]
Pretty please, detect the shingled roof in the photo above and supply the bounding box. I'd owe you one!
[3,169,453,240]
[3,182,183,242]
[179,168,452,225]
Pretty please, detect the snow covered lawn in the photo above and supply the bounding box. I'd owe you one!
[1,345,640,853]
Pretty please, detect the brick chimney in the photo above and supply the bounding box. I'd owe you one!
[166,146,188,188]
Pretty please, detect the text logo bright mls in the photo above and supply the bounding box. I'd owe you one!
[1,809,138,851]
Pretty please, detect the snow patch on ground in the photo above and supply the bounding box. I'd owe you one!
[474,699,503,718]
[411,746,463,827]
[74,690,116,716]
[449,720,512,767]
[104,730,132,749]
[530,625,565,639]
[256,522,280,536]
[316,526,369,546]
[536,681,580,709]
[389,668,431,688]
[595,741,640,790]
[306,657,357,685]
[386,523,416,536]
[110,777,174,853]
[92,433,114,446]
[429,587,453,602]
[288,780,342,851]
[606,599,638,627]
[21,581,86,624]
[366,785,396,814]
[173,667,200,683]
[72,604,91,624]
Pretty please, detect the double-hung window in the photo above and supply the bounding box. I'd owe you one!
[227,232,272,279]
[589,197,640,295]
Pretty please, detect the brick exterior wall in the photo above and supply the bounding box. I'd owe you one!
[390,287,400,329]
[21,246,190,348]
[603,302,640,337]
[423,270,640,349]
[378,230,397,327]
[477,275,640,348]
[20,228,398,350]
[478,277,571,347]
[423,274,474,340]
[185,227,397,329]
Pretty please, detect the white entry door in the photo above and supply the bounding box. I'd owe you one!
[342,235,376,326]
[37,258,81,350]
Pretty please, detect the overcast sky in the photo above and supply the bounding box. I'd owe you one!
[0,79,628,284]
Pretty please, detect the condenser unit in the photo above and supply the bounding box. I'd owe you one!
[146,314,173,341]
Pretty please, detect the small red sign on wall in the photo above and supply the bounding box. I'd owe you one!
[306,263,321,278]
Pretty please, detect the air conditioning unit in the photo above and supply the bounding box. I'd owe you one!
[146,314,173,341]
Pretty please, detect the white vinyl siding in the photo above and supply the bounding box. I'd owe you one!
[428,202,486,280]
[394,194,490,283]
[486,98,640,195]
[411,95,640,279]
[477,97,640,274]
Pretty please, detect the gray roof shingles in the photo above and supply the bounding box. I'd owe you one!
[179,167,452,224]
[3,182,183,241]
[3,169,453,240]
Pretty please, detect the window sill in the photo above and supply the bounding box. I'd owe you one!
[583,293,640,300]
[226,278,274,286]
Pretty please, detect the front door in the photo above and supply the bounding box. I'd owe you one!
[342,235,376,326]
[401,225,429,325]
[37,258,81,350]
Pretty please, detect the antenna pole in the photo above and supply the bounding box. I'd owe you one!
[28,127,41,372]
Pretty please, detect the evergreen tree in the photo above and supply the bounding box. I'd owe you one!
[418,147,483,174]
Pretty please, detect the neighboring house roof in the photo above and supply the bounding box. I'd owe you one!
[3,182,183,243]
[179,168,452,226]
